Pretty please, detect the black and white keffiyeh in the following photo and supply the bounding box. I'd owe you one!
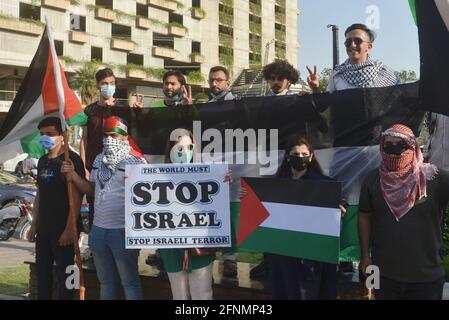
[96,137,142,189]
[333,56,400,88]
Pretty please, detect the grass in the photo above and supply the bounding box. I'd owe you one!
[216,252,263,265]
[0,265,29,297]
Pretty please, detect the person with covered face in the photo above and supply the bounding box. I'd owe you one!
[62,116,146,300]
[358,124,449,300]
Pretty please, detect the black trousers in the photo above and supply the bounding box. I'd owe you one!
[374,276,445,300]
[267,253,337,300]
[35,232,75,300]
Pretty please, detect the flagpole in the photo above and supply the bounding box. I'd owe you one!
[45,17,85,300]
[63,132,86,300]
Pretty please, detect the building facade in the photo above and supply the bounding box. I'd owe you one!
[0,0,299,110]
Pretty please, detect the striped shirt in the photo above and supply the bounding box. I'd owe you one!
[90,155,146,229]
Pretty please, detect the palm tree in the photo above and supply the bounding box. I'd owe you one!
[70,60,100,105]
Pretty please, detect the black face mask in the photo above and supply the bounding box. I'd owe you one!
[289,155,309,171]
[383,143,409,155]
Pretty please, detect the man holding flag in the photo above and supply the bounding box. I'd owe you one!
[28,116,85,300]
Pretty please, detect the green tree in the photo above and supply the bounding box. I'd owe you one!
[70,60,100,105]
[318,68,333,92]
[398,70,418,83]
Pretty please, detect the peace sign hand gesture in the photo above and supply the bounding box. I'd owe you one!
[181,85,193,105]
[306,65,320,94]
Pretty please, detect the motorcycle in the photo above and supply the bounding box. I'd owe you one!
[0,199,32,241]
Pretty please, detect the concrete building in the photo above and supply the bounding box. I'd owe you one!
[0,0,299,111]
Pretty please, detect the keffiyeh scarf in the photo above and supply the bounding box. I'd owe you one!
[334,56,399,88]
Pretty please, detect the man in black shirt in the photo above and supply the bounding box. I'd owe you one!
[28,117,85,300]
[358,124,449,300]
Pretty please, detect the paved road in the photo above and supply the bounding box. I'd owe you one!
[0,238,35,268]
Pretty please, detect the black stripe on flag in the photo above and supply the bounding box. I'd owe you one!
[0,27,49,141]
[242,177,341,209]
[416,0,449,115]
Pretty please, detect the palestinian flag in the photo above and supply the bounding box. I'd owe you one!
[0,23,86,163]
[411,0,449,115]
[237,178,342,264]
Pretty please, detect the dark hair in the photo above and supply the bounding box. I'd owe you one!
[163,70,187,86]
[95,68,116,83]
[344,23,376,42]
[209,66,230,80]
[164,128,195,163]
[37,116,63,134]
[262,60,299,84]
[276,135,323,178]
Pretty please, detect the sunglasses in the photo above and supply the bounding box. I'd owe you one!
[344,37,369,48]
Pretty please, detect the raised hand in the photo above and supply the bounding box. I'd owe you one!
[306,65,320,94]
[132,93,144,108]
[181,85,193,105]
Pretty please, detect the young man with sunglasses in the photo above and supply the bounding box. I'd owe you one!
[358,124,449,300]
[307,23,401,93]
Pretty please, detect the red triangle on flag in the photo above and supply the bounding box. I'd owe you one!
[237,178,270,246]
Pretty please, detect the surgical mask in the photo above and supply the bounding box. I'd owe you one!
[39,135,58,151]
[383,143,409,155]
[100,85,116,99]
[210,90,227,101]
[267,88,289,96]
[170,144,194,163]
[289,155,309,171]
[164,92,182,104]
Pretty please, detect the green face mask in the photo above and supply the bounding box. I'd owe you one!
[170,146,194,163]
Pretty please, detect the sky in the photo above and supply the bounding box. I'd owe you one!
[297,0,420,80]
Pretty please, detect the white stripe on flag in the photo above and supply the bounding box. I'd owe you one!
[260,202,341,237]
[435,0,449,32]
[0,95,44,147]
[45,21,67,131]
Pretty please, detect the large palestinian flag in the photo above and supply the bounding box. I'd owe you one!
[237,178,342,264]
[410,0,449,115]
[0,24,86,162]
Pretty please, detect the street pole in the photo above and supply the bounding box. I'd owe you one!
[327,24,339,69]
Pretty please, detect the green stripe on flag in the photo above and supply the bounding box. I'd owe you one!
[339,205,360,262]
[20,130,46,159]
[66,110,87,126]
[409,0,417,25]
[239,226,340,264]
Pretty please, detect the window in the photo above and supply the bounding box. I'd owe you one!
[95,0,113,10]
[54,40,64,56]
[192,41,201,54]
[127,53,144,66]
[169,13,183,25]
[192,0,201,7]
[91,47,103,62]
[153,33,174,49]
[136,3,147,17]
[70,14,86,32]
[111,23,131,39]
[19,2,40,21]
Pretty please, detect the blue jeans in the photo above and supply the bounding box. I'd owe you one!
[89,225,142,300]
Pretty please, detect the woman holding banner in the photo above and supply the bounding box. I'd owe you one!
[159,128,232,300]
[242,135,346,300]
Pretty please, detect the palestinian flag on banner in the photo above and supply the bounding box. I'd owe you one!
[237,178,342,264]
[127,83,424,261]
[0,23,86,163]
